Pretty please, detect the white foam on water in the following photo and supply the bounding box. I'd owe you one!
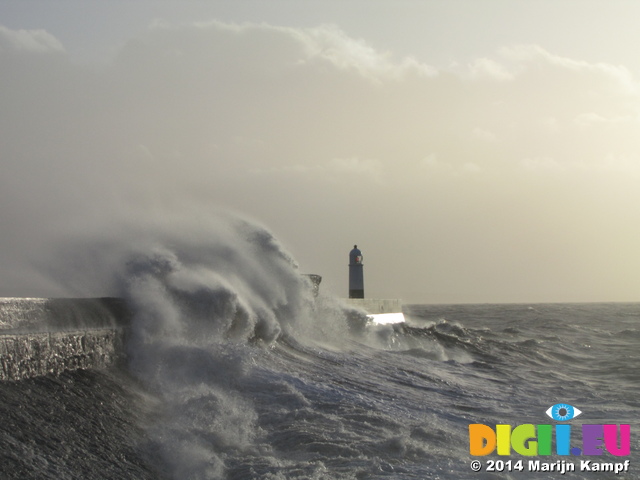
[367,312,405,325]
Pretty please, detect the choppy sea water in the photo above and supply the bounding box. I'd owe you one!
[1,301,638,479]
[0,218,638,479]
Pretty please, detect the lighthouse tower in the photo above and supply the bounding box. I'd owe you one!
[349,245,364,299]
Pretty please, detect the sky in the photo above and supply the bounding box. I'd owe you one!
[1,0,640,303]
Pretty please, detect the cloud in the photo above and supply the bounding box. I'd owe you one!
[291,23,437,81]
[0,25,65,54]
[497,44,638,96]
[573,112,637,128]
[1,22,640,301]
[468,58,514,81]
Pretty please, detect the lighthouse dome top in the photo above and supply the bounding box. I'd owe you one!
[349,245,363,265]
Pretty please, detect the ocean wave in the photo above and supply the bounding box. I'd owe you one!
[5,213,638,479]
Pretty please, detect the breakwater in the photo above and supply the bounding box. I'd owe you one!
[0,298,130,381]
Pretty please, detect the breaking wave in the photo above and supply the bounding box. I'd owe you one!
[4,213,637,479]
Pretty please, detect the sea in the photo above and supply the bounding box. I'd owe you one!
[0,220,638,479]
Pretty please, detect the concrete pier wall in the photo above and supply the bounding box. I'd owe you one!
[0,329,124,381]
[0,298,129,381]
[0,292,399,381]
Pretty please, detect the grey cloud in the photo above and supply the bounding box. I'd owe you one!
[0,26,65,54]
[1,22,639,302]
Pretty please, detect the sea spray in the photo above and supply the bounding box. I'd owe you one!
[29,212,499,478]
[109,218,319,477]
[4,250,639,478]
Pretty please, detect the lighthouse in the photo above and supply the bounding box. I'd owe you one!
[344,244,404,324]
[349,245,364,299]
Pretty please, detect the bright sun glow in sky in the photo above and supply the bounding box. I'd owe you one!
[2,1,640,303]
